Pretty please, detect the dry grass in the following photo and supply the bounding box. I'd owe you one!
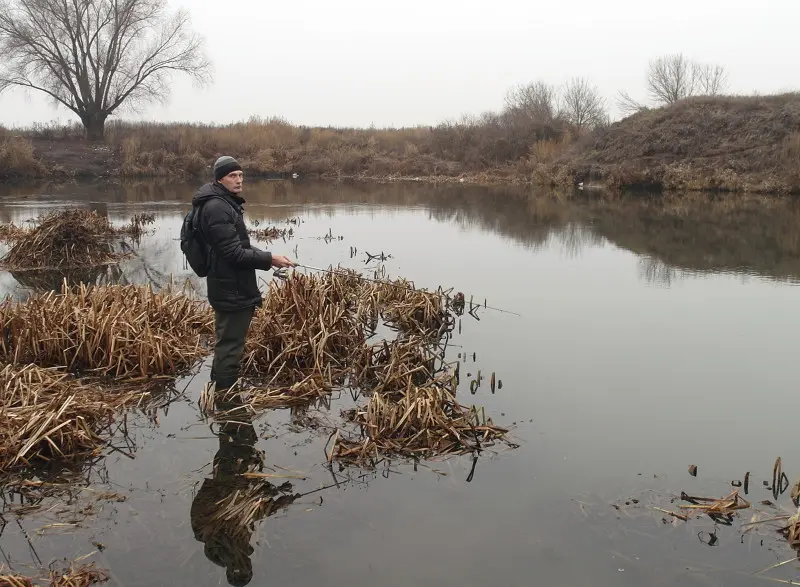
[0,136,44,179]
[0,282,214,378]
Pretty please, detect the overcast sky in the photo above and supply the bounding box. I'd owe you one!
[0,0,795,129]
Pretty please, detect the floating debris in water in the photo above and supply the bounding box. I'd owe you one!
[679,490,751,518]
[688,464,698,477]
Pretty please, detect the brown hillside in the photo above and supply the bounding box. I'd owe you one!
[566,93,800,193]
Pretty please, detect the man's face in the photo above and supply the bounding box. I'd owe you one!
[219,170,243,193]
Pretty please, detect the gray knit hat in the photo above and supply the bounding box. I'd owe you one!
[213,155,242,181]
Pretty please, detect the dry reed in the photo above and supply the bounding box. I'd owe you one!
[358,279,451,336]
[242,271,366,385]
[0,561,107,587]
[0,223,29,243]
[0,210,122,270]
[332,378,509,462]
[679,490,751,519]
[48,564,108,587]
[351,336,442,394]
[0,282,214,378]
[115,212,156,242]
[0,364,147,473]
[0,574,34,587]
[247,226,292,242]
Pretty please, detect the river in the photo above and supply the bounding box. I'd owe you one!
[0,179,799,586]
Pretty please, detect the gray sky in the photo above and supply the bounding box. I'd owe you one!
[0,0,795,129]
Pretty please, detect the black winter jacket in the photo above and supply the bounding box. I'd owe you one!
[191,182,273,312]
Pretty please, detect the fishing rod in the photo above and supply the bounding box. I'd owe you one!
[278,262,522,317]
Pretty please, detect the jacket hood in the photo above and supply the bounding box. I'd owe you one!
[192,182,246,206]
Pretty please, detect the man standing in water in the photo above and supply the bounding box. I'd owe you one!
[192,155,295,392]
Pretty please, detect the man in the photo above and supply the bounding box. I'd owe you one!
[193,155,295,392]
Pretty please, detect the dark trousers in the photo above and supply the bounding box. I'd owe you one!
[210,307,255,391]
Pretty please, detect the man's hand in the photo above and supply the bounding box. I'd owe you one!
[271,255,296,269]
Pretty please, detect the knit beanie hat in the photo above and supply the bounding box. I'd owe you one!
[213,156,242,181]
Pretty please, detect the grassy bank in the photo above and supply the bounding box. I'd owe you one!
[3,93,800,194]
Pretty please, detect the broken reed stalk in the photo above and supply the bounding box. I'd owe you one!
[679,490,751,517]
[0,364,148,474]
[0,574,34,587]
[0,281,214,379]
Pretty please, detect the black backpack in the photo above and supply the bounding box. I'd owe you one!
[180,196,236,277]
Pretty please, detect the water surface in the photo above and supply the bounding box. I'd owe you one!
[0,180,799,586]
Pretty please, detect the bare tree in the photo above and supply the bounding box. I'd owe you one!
[694,63,728,96]
[560,77,606,130]
[503,80,558,124]
[0,0,210,140]
[647,53,696,104]
[615,90,649,116]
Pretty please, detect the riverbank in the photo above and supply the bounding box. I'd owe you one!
[3,93,800,194]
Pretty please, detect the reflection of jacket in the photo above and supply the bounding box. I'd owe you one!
[190,420,262,587]
[191,182,272,312]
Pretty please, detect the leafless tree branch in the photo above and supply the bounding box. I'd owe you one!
[0,0,210,139]
[560,77,607,131]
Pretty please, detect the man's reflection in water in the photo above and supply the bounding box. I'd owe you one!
[191,390,297,586]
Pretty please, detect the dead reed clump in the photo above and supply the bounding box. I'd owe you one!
[115,212,156,242]
[245,375,331,411]
[247,225,292,242]
[351,336,442,394]
[242,271,366,385]
[359,280,451,336]
[331,379,510,463]
[0,572,35,587]
[48,563,108,587]
[0,209,122,270]
[0,364,147,473]
[0,282,214,378]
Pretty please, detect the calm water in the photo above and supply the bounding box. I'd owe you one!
[1,180,800,586]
